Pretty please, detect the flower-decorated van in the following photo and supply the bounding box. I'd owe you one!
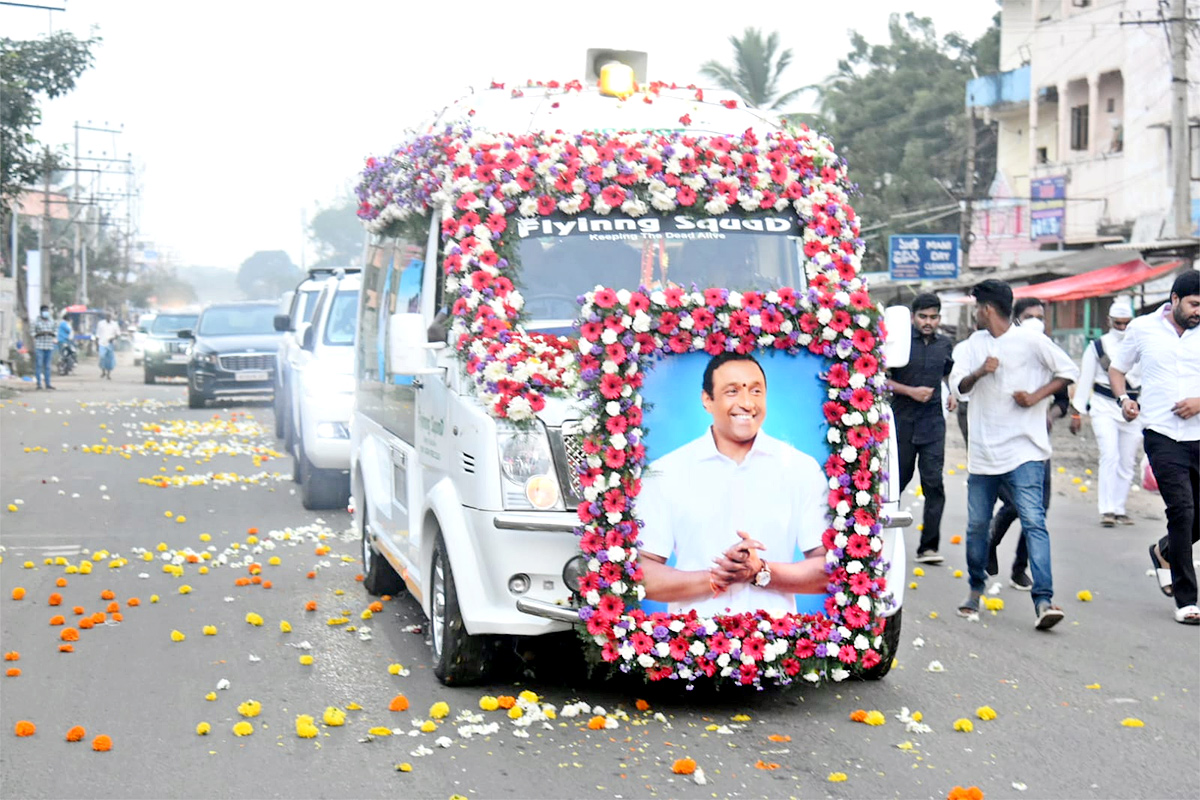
[351,67,914,687]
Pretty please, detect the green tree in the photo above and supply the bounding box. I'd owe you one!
[237,250,300,300]
[309,198,364,268]
[0,31,100,212]
[699,28,805,111]
[811,12,999,269]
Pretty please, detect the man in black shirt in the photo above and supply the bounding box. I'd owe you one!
[888,293,956,564]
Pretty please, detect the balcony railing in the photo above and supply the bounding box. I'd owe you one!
[966,66,1031,110]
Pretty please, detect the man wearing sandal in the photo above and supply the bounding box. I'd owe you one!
[949,280,1078,630]
[1108,271,1200,626]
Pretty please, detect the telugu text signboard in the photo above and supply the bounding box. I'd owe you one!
[887,235,960,281]
[1030,176,1066,243]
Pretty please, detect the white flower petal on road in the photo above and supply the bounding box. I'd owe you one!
[911,637,925,649]
[988,582,1003,595]
[434,736,452,748]
[138,573,149,579]
[410,745,433,757]
[693,768,708,785]
[216,679,231,690]
[926,660,945,672]
[248,654,261,662]
[286,641,313,650]
[512,729,529,738]
[1012,782,1028,791]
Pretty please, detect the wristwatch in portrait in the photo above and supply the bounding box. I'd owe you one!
[754,560,772,588]
[1118,394,1132,405]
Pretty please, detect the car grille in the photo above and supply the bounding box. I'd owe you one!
[548,420,586,508]
[219,353,275,372]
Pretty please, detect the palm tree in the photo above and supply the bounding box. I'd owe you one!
[699,28,805,111]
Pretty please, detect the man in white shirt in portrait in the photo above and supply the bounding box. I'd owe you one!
[949,279,1078,630]
[1109,271,1200,625]
[638,352,828,617]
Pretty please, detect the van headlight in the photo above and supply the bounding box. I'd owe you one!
[497,424,562,510]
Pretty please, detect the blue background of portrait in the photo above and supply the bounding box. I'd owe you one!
[638,348,831,615]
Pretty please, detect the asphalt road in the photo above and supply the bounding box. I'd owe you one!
[1,354,1197,800]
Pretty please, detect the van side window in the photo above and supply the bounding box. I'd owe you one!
[358,238,391,383]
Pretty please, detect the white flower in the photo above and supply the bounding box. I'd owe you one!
[803,671,821,683]
[637,653,656,668]
[831,668,850,681]
[605,546,625,563]
[926,660,945,672]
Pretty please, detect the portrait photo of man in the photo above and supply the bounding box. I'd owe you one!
[638,351,830,617]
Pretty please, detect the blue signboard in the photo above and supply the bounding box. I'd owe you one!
[1030,176,1066,242]
[888,234,960,281]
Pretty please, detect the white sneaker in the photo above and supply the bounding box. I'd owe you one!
[915,551,944,564]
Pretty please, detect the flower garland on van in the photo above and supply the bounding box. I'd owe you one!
[356,90,892,686]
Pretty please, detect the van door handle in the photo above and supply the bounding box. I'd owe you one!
[411,378,423,390]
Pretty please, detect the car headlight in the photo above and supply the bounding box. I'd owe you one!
[497,424,561,510]
[195,351,219,366]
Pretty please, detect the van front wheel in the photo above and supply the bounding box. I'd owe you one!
[360,497,403,597]
[430,534,489,685]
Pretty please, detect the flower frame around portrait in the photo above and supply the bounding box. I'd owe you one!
[572,284,895,688]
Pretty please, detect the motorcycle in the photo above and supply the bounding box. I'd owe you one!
[57,342,77,376]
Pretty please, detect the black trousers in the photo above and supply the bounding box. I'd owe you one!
[989,459,1052,576]
[1144,430,1200,608]
[898,434,946,554]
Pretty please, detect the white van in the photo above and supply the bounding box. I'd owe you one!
[352,74,912,686]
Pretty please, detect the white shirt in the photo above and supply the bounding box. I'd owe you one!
[96,319,121,346]
[1072,330,1142,418]
[638,429,826,617]
[1110,302,1200,442]
[949,325,1079,475]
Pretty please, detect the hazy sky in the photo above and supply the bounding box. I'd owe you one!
[6,0,998,272]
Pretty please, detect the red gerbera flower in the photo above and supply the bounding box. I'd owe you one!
[849,387,874,411]
[599,373,624,400]
[852,328,876,353]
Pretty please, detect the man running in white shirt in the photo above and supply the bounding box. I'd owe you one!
[1108,271,1200,625]
[949,280,1078,630]
[1070,296,1142,527]
[638,352,828,616]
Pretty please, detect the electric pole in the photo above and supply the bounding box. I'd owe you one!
[1169,0,1190,238]
[962,108,976,272]
[40,146,51,310]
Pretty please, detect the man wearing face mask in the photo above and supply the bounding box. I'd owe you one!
[949,281,1077,630]
[32,305,58,390]
[986,298,1070,589]
[1070,297,1141,527]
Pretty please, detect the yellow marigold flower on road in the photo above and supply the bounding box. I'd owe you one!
[79,562,92,574]
[976,706,997,721]
[731,714,751,722]
[1077,590,1093,602]
[863,710,885,726]
[326,616,349,626]
[232,721,253,736]
[279,620,292,633]
[419,720,437,733]
[828,772,848,782]
[360,609,373,620]
[6,504,17,513]
[429,701,450,719]
[909,581,919,589]
[953,569,963,578]
[156,542,168,551]
[150,594,160,603]
[507,706,524,720]
[237,700,262,718]
[953,718,974,732]
[176,515,186,523]
[479,696,499,711]
[322,707,345,727]
[141,552,153,562]
[367,727,392,736]
[199,533,211,542]
[928,611,938,619]
[518,690,539,703]
[198,566,209,575]
[202,625,217,636]
[205,692,217,701]
[268,556,281,566]
[244,612,264,626]
[911,711,922,722]
[299,655,313,666]
[1085,683,1101,690]
[984,597,1004,611]
[387,663,404,675]
[1121,718,1144,728]
[196,722,211,735]
[170,630,186,642]
[912,567,925,577]
[396,762,413,772]
[346,703,362,710]
[296,715,318,738]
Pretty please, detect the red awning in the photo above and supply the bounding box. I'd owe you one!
[1013,259,1183,302]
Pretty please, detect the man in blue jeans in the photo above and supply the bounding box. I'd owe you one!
[949,280,1078,630]
[32,305,57,390]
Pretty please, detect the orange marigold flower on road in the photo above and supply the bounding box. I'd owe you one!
[60,628,79,642]
[2,652,18,661]
[235,577,251,587]
[65,726,86,742]
[950,535,963,544]
[247,527,259,535]
[388,694,410,712]
[497,695,516,709]
[369,601,384,613]
[127,598,140,607]
[250,576,262,585]
[72,606,85,615]
[849,709,868,722]
[671,757,697,775]
[111,612,123,622]
[79,619,95,630]
[635,699,650,712]
[947,787,984,800]
[55,578,68,588]
[306,571,316,579]
[586,715,607,730]
[91,612,106,625]
[754,760,781,771]
[58,644,74,653]
[261,581,272,589]
[768,734,792,742]
[354,574,364,582]
[100,590,115,601]
[49,615,65,626]
[91,734,112,752]
[14,721,35,737]
[105,602,119,613]
[10,587,25,601]
[48,593,63,606]
[5,668,20,677]
[304,601,317,612]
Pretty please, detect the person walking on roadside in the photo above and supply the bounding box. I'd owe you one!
[986,297,1070,591]
[32,305,57,390]
[887,293,956,565]
[1071,296,1142,527]
[1108,271,1200,625]
[95,312,120,380]
[949,280,1078,630]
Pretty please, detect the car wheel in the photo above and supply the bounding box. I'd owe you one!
[430,533,491,685]
[859,608,901,681]
[299,439,349,511]
[144,368,156,385]
[359,488,403,597]
[187,384,206,409]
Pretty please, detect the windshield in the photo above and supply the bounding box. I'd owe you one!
[323,290,359,346]
[150,314,198,334]
[196,306,279,336]
[511,213,804,323]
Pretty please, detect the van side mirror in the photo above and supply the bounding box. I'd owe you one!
[881,306,912,369]
[298,322,315,352]
[388,312,442,376]
[177,329,194,340]
[274,313,290,332]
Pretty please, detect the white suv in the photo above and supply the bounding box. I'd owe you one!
[274,271,340,443]
[287,270,359,509]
